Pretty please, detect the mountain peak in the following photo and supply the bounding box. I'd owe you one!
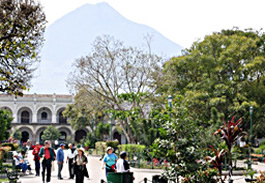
[30,3,182,94]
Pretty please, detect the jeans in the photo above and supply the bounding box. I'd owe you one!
[58,162,63,178]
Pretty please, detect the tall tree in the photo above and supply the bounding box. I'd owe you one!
[41,126,60,144]
[67,35,162,143]
[0,109,13,142]
[160,28,265,137]
[0,0,46,96]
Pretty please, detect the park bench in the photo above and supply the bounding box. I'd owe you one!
[251,153,264,162]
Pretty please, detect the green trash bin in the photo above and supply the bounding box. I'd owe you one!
[152,175,167,183]
[107,172,133,183]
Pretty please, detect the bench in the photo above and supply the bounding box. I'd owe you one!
[251,154,264,162]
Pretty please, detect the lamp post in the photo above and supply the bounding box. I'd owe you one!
[250,106,253,144]
[167,95,173,108]
[248,106,253,169]
[168,95,173,119]
[109,114,113,141]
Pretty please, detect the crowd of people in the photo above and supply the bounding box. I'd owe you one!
[12,140,130,183]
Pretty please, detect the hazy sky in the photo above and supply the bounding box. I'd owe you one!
[40,0,265,49]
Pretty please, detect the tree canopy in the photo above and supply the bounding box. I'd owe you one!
[41,126,60,142]
[0,0,46,96]
[160,28,265,138]
[67,35,162,143]
[0,108,13,141]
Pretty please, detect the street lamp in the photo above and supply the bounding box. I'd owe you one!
[250,106,253,144]
[109,114,113,141]
[248,106,254,169]
[167,95,173,108]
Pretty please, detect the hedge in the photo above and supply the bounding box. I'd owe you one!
[106,140,119,149]
[1,143,19,151]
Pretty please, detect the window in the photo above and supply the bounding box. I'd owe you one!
[59,111,67,124]
[41,112,47,120]
[59,132,67,141]
[21,111,30,123]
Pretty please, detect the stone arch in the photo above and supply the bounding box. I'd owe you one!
[56,107,67,124]
[17,127,34,143]
[1,106,13,113]
[74,129,88,143]
[36,106,52,123]
[17,106,33,124]
[35,127,47,145]
[113,131,121,144]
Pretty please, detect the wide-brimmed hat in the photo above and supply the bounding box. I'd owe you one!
[106,146,113,152]
[13,152,18,157]
[77,147,85,153]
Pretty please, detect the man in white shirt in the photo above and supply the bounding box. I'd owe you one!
[116,151,130,173]
[66,143,77,179]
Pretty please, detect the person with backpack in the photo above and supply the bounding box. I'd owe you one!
[102,147,117,178]
[39,140,56,183]
[116,151,130,173]
[32,142,41,176]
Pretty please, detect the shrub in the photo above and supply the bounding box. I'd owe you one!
[106,140,119,150]
[0,146,12,152]
[1,142,19,151]
[95,141,106,154]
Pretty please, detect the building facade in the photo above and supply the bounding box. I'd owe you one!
[0,94,90,144]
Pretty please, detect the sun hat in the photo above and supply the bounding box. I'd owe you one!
[106,146,113,152]
[78,147,85,153]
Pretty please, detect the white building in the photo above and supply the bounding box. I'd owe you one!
[0,94,90,144]
[0,93,126,144]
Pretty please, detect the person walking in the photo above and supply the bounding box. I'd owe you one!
[74,147,89,183]
[116,151,130,173]
[57,143,65,180]
[102,147,117,179]
[66,143,77,179]
[39,140,56,183]
[32,142,41,176]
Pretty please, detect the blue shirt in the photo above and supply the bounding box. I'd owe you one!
[103,153,117,169]
[57,148,64,162]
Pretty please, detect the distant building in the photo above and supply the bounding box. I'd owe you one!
[0,94,90,144]
[0,93,126,144]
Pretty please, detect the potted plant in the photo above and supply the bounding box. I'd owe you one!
[243,169,257,182]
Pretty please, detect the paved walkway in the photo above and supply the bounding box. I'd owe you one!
[19,150,160,183]
[19,150,265,183]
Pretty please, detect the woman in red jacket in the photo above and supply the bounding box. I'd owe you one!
[32,142,41,176]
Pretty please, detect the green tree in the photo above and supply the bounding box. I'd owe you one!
[12,128,22,141]
[161,28,265,138]
[63,88,106,133]
[0,0,46,96]
[0,109,13,141]
[150,95,203,182]
[67,35,162,143]
[41,126,60,144]
[108,92,160,146]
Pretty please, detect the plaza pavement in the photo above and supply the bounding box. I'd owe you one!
[19,150,265,183]
[19,150,161,183]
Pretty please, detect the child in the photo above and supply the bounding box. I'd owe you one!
[116,151,130,173]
